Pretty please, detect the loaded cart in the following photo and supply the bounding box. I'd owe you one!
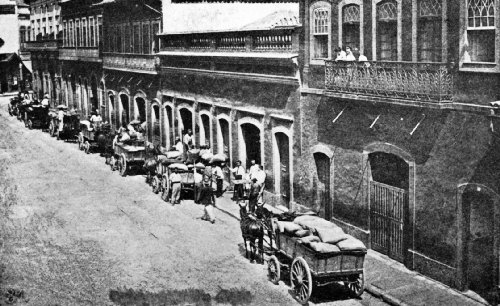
[114,141,146,177]
[268,216,367,304]
[77,121,113,154]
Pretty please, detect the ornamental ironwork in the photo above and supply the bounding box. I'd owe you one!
[324,60,454,103]
[419,0,442,17]
[343,5,360,23]
[468,0,495,28]
[313,8,329,34]
[377,1,397,21]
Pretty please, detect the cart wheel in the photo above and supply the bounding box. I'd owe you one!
[268,255,281,285]
[27,120,33,130]
[290,257,313,305]
[49,121,54,136]
[152,176,161,194]
[84,141,91,154]
[119,154,127,177]
[161,176,170,202]
[345,273,365,298]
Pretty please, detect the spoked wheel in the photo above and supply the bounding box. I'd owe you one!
[161,176,170,202]
[290,257,313,305]
[268,255,281,285]
[84,141,91,154]
[27,120,33,130]
[119,154,127,177]
[152,176,161,194]
[344,273,365,298]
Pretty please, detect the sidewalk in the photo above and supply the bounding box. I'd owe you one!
[214,192,488,306]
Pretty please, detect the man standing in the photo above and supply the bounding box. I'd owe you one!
[174,137,183,152]
[212,162,224,198]
[248,178,261,213]
[183,129,193,149]
[199,179,216,224]
[57,105,65,134]
[231,160,245,200]
[249,159,259,180]
[169,168,182,204]
[41,94,50,107]
[194,168,203,203]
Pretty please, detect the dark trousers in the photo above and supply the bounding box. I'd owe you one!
[216,178,223,197]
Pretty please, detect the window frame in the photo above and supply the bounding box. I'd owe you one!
[372,0,402,61]
[338,0,364,54]
[460,0,499,70]
[309,1,332,64]
[411,0,447,63]
[89,16,95,47]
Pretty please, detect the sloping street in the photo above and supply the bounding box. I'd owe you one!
[0,96,383,305]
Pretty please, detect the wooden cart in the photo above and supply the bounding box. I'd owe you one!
[158,164,195,202]
[268,231,366,304]
[77,122,113,154]
[114,141,146,177]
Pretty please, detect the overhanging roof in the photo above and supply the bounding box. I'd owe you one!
[160,3,300,35]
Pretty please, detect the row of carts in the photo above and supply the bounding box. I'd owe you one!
[8,96,366,305]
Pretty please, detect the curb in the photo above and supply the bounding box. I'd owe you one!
[365,284,410,306]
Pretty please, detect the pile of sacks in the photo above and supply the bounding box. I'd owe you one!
[276,215,367,254]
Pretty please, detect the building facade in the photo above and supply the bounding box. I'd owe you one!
[297,0,500,303]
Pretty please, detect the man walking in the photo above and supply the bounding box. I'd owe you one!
[231,160,245,200]
[199,178,216,224]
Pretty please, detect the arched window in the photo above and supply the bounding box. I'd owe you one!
[377,0,398,61]
[342,4,361,50]
[466,0,495,62]
[417,0,443,62]
[310,2,331,61]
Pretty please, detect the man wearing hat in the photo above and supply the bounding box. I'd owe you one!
[169,168,182,205]
[231,160,245,200]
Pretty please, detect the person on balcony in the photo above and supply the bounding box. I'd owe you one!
[335,47,346,61]
[345,46,356,61]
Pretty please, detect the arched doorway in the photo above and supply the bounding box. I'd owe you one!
[90,76,98,113]
[200,113,211,147]
[368,151,409,263]
[179,108,193,137]
[240,122,261,168]
[119,93,129,125]
[461,186,499,304]
[108,92,115,128]
[151,104,160,145]
[163,104,174,149]
[134,96,146,121]
[275,131,291,207]
[83,79,89,116]
[218,117,230,157]
[314,152,331,219]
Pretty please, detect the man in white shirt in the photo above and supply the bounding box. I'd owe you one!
[212,163,224,197]
[231,160,245,200]
[249,160,259,180]
[90,110,102,128]
[194,169,203,203]
[57,107,65,132]
[183,129,193,149]
[169,169,182,204]
[255,165,266,185]
[174,137,183,153]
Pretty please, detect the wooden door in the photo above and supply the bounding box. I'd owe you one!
[370,181,407,262]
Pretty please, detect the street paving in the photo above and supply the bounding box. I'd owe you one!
[0,96,386,305]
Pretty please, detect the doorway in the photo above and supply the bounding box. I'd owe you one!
[314,152,331,219]
[201,114,211,147]
[151,104,160,145]
[179,108,192,136]
[135,97,146,122]
[119,94,129,125]
[240,123,261,168]
[463,188,498,304]
[369,151,409,263]
[275,132,290,207]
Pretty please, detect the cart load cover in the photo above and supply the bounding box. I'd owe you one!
[337,235,367,252]
[201,152,213,160]
[308,242,342,254]
[166,151,183,159]
[211,153,228,163]
[80,120,92,131]
[195,162,206,169]
[168,163,189,171]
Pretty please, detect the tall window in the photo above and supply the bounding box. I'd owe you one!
[152,22,160,53]
[312,7,329,58]
[116,25,122,53]
[133,24,141,53]
[63,21,67,46]
[82,18,87,47]
[89,17,95,47]
[467,0,495,62]
[342,4,361,49]
[124,24,131,53]
[76,19,80,47]
[143,22,150,54]
[377,0,398,61]
[97,16,102,50]
[418,0,442,62]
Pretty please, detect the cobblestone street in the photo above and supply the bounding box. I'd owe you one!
[0,96,385,305]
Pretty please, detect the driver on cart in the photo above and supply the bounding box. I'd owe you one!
[41,94,50,108]
[90,110,102,129]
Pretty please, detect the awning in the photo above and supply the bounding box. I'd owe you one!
[160,3,300,35]
[22,60,32,74]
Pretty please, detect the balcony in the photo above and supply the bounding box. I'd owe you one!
[22,40,62,52]
[161,30,297,53]
[325,61,455,104]
[103,53,158,74]
[59,47,101,62]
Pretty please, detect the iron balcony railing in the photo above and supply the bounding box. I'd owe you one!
[103,53,159,72]
[325,60,455,103]
[22,39,62,51]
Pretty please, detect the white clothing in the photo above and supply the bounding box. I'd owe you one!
[119,132,130,142]
[58,110,65,132]
[358,55,368,62]
[194,172,203,184]
[254,169,266,185]
[212,166,223,179]
[345,52,356,61]
[41,98,49,107]
[231,165,245,177]
[249,164,260,179]
[183,133,192,146]
[90,115,102,123]
[175,141,183,152]
[335,51,346,61]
